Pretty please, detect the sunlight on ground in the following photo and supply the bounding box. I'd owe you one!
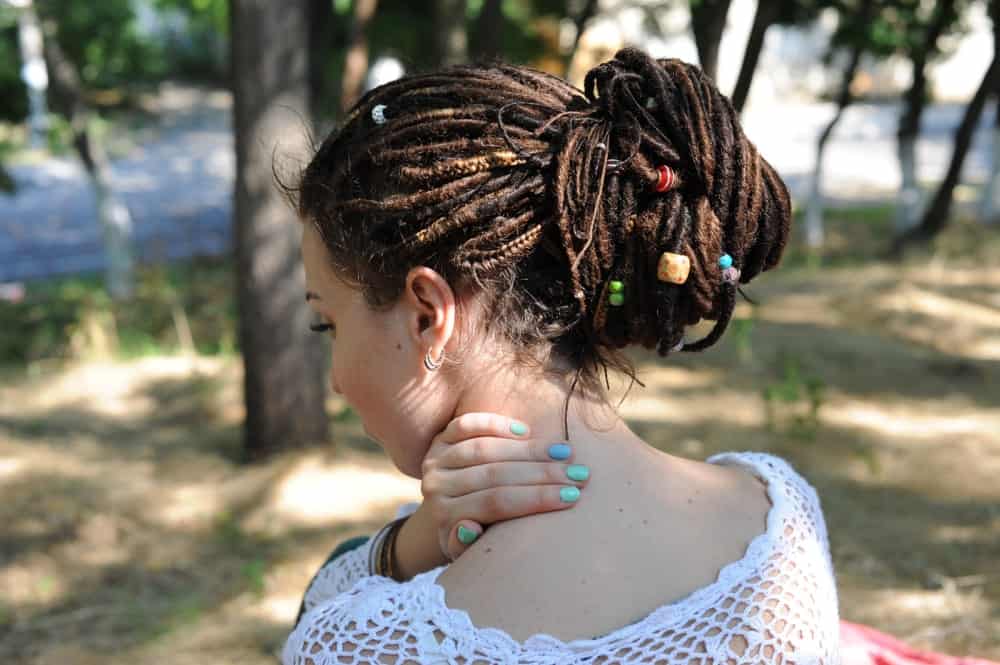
[245,454,420,533]
[2,254,999,662]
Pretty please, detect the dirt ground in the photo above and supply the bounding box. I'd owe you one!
[2,240,999,663]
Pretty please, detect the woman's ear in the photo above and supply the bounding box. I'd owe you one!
[402,267,457,355]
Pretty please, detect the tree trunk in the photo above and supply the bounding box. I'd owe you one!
[982,98,1000,224]
[308,0,335,117]
[892,54,1000,252]
[731,0,778,113]
[689,0,732,82]
[564,0,599,78]
[434,0,468,67]
[231,0,328,461]
[804,44,864,251]
[340,0,379,117]
[472,0,503,62]
[894,0,956,235]
[40,14,134,299]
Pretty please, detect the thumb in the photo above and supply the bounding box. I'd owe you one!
[447,520,483,561]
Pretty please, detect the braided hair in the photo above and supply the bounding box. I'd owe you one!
[293,47,791,434]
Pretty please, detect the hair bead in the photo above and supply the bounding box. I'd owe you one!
[653,165,675,192]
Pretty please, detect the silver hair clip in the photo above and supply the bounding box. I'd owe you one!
[371,104,387,125]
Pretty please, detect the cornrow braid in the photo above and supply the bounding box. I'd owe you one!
[292,47,791,438]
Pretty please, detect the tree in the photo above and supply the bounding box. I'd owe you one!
[689,0,733,82]
[340,0,379,116]
[892,0,1000,253]
[980,61,1000,224]
[308,0,335,117]
[36,0,136,299]
[564,0,599,77]
[803,0,878,251]
[894,0,964,234]
[731,0,824,114]
[471,0,503,61]
[434,0,467,67]
[230,0,328,460]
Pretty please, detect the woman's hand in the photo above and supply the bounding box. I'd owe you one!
[420,412,590,561]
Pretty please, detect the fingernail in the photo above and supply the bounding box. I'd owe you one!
[566,464,589,481]
[510,421,528,436]
[560,486,581,503]
[548,443,571,460]
[457,525,479,545]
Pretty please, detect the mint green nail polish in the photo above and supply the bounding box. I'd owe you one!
[566,464,589,481]
[510,422,528,436]
[457,525,478,545]
[560,486,581,503]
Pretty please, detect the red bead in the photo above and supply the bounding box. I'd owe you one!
[653,165,674,192]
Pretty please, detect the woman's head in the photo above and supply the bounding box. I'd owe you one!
[295,48,791,474]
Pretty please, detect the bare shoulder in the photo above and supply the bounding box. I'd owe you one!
[436,452,774,644]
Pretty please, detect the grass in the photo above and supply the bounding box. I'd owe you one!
[0,254,237,369]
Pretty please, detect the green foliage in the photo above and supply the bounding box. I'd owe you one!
[241,557,267,597]
[0,256,237,368]
[729,315,755,365]
[0,16,29,123]
[37,0,171,89]
[762,351,826,443]
[826,0,970,65]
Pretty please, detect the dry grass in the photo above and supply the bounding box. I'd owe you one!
[1,230,999,663]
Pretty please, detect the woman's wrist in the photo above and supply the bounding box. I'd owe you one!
[390,502,449,581]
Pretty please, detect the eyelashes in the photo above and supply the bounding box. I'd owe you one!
[310,322,335,335]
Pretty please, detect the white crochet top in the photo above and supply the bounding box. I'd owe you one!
[283,451,841,664]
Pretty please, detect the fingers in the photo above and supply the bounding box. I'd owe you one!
[444,461,589,496]
[433,412,531,445]
[456,484,582,526]
[445,519,482,561]
[436,436,573,469]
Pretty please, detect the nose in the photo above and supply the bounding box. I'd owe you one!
[329,368,342,395]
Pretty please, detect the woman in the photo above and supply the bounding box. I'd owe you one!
[283,47,839,663]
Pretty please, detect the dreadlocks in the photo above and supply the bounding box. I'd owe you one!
[293,47,791,430]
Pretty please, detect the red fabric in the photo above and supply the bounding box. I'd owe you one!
[841,620,998,665]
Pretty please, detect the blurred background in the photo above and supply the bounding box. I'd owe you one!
[0,0,997,663]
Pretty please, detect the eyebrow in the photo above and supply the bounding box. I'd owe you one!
[305,291,321,302]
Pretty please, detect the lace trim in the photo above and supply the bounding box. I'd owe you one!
[397,450,788,655]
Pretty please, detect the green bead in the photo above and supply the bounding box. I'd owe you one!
[608,280,624,293]
[609,293,625,307]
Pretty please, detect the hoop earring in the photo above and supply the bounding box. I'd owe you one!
[423,348,445,372]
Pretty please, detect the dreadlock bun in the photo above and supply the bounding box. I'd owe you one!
[294,47,791,404]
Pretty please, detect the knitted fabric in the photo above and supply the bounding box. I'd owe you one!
[284,451,840,664]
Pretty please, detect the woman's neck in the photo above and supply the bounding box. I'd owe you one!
[448,362,660,470]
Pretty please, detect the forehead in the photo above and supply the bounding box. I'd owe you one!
[301,225,345,297]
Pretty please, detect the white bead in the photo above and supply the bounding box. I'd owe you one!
[371,104,387,125]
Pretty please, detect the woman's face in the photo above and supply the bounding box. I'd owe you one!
[300,223,460,477]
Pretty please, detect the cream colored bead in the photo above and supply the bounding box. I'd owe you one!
[657,252,690,285]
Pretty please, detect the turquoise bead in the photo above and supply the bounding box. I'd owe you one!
[718,254,733,269]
